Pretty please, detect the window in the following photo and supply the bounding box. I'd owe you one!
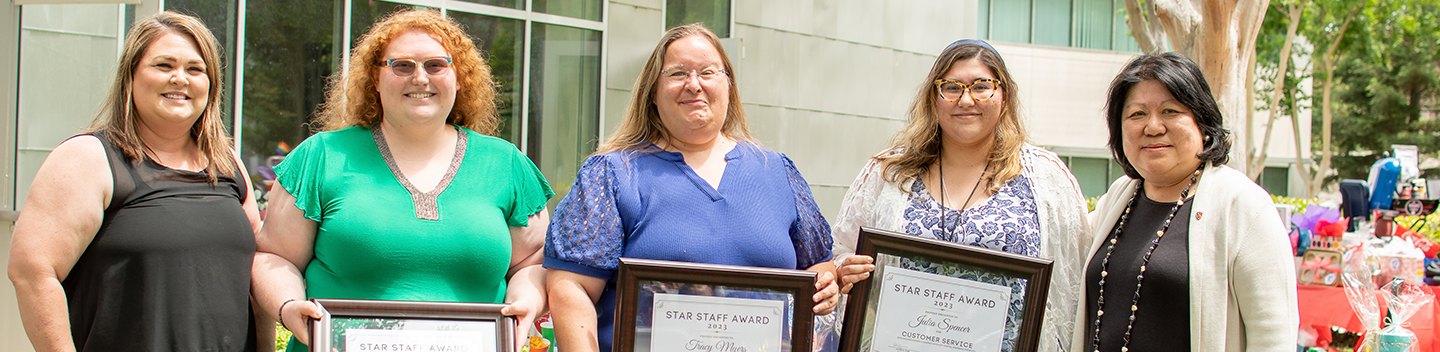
[988,0,1031,44]
[535,0,602,22]
[980,0,1141,52]
[164,0,604,209]
[449,12,525,145]
[666,0,731,37]
[1061,156,1126,198]
[528,24,601,204]
[1259,166,1290,197]
[1033,0,1070,47]
[1072,0,1112,50]
[14,3,132,210]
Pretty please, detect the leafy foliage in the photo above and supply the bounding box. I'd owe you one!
[1254,0,1312,120]
[276,323,291,351]
[1321,0,1440,184]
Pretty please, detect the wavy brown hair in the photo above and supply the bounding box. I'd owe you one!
[596,23,751,154]
[88,11,234,183]
[878,41,1026,193]
[314,9,497,134]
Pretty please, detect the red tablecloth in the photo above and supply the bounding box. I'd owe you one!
[1298,284,1439,350]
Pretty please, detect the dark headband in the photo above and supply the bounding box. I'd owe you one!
[945,39,999,58]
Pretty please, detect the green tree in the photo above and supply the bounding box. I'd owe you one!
[1297,0,1364,194]
[1326,0,1440,183]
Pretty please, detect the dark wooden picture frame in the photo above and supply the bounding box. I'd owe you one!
[309,298,515,352]
[839,227,1053,352]
[613,257,818,352]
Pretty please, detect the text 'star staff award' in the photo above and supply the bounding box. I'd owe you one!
[650,293,786,352]
[871,266,1010,352]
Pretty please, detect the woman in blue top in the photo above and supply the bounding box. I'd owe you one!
[544,23,840,352]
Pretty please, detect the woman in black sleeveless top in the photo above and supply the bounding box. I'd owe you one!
[7,11,262,352]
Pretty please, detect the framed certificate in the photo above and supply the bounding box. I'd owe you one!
[614,257,818,352]
[308,298,515,352]
[839,227,1053,352]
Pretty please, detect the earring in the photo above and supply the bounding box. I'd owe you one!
[1204,135,1211,142]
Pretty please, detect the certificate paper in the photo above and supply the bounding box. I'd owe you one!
[650,293,786,352]
[344,319,496,352]
[870,266,1012,352]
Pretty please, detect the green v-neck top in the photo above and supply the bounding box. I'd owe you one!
[275,125,552,305]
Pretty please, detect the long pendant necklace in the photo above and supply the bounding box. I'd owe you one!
[1091,167,1201,352]
[938,156,989,240]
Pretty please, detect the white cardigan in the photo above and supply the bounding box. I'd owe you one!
[1071,164,1299,351]
[833,144,1092,352]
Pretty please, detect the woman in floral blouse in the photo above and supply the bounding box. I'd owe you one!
[830,39,1091,352]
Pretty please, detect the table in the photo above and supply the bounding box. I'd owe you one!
[1297,284,1439,350]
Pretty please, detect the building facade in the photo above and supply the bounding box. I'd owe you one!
[0,0,1308,349]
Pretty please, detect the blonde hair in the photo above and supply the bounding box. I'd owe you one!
[89,11,234,183]
[314,9,497,134]
[596,23,751,154]
[879,42,1026,193]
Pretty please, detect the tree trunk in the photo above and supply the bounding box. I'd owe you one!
[1310,12,1355,196]
[1292,84,1314,197]
[1246,49,1257,172]
[1122,0,1271,175]
[1250,3,1305,180]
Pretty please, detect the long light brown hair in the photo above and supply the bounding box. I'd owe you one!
[88,11,234,183]
[596,23,751,154]
[879,41,1026,193]
[314,9,497,134]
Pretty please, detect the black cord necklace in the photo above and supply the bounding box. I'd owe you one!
[938,156,989,240]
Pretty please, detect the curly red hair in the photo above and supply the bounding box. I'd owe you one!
[315,9,497,134]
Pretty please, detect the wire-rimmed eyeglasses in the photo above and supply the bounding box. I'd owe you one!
[380,56,452,77]
[660,66,728,85]
[934,78,1002,102]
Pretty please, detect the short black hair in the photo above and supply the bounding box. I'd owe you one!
[1104,52,1231,180]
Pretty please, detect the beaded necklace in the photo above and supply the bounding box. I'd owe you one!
[1091,167,1201,352]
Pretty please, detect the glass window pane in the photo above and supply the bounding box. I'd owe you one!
[977,0,991,40]
[453,0,522,10]
[1073,0,1113,50]
[666,0,730,38]
[448,12,526,145]
[1069,157,1111,198]
[350,0,434,47]
[165,0,238,128]
[990,0,1032,44]
[529,24,601,209]
[1263,166,1289,197]
[15,4,125,210]
[1109,158,1127,183]
[1033,0,1070,47]
[534,0,602,22]
[1113,0,1142,52]
[240,0,338,203]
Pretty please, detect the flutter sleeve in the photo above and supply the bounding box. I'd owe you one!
[272,133,329,222]
[543,154,626,279]
[782,155,833,269]
[503,147,554,227]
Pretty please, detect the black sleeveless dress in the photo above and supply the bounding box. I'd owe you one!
[60,132,257,351]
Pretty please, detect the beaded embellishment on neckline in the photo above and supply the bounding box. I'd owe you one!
[372,125,468,221]
[1091,167,1202,352]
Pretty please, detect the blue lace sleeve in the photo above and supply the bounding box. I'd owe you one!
[783,155,834,269]
[543,154,626,278]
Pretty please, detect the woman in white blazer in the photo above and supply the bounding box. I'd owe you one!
[1075,52,1298,352]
